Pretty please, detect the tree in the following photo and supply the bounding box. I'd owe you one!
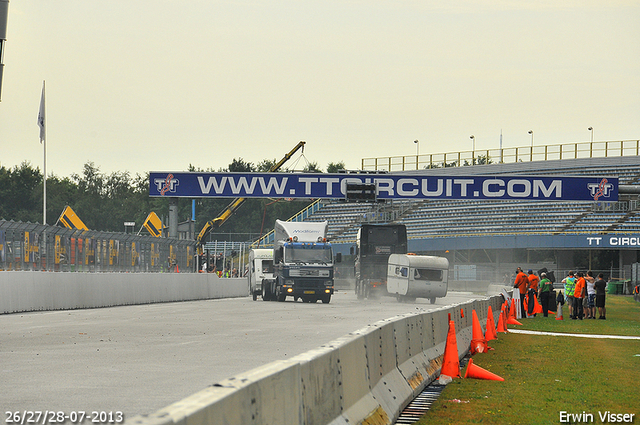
[256,159,277,172]
[326,161,346,173]
[303,161,322,173]
[227,158,255,172]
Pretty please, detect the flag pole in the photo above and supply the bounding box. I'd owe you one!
[38,80,46,224]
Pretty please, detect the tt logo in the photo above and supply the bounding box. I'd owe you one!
[587,178,613,201]
[154,174,179,195]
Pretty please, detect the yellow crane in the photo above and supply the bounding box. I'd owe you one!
[196,141,306,255]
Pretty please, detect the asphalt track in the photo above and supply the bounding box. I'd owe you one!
[1,290,480,419]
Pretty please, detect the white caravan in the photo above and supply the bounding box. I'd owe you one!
[387,254,449,304]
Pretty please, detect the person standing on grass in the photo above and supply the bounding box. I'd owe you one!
[562,271,576,318]
[538,272,554,317]
[573,272,586,320]
[585,271,596,319]
[527,269,540,317]
[595,273,607,320]
[514,267,529,318]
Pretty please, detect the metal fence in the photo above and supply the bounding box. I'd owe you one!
[0,220,195,273]
[362,140,640,171]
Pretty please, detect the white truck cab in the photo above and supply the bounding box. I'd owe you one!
[248,249,274,301]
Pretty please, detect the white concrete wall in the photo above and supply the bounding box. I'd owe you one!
[128,295,504,425]
[0,272,249,314]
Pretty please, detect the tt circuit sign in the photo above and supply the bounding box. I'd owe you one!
[149,172,618,202]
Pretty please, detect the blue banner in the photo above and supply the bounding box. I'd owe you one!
[149,172,618,202]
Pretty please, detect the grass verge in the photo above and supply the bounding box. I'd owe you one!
[415,295,640,425]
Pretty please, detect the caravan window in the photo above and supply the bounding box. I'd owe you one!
[394,266,408,277]
[414,268,443,281]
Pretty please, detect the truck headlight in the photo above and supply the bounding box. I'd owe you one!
[325,281,333,286]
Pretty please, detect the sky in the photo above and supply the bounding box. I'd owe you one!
[0,0,638,178]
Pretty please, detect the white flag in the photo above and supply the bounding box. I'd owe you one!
[37,81,45,143]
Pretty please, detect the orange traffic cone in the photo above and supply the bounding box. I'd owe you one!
[464,358,504,381]
[556,301,564,320]
[507,299,523,325]
[470,310,488,355]
[533,293,543,315]
[497,306,507,333]
[485,306,497,341]
[460,308,465,318]
[440,320,461,378]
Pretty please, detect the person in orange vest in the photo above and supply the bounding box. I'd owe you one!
[513,267,529,318]
[527,270,540,317]
[572,272,586,320]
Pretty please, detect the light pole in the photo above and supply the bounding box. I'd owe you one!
[414,139,419,155]
[588,127,593,143]
[528,130,533,147]
[470,135,475,165]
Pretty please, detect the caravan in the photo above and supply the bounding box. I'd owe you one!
[387,254,449,304]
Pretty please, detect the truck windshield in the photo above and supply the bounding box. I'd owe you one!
[285,246,333,264]
[261,260,274,273]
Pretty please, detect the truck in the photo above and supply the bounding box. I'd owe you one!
[262,219,340,303]
[248,249,274,301]
[387,254,449,304]
[354,224,407,299]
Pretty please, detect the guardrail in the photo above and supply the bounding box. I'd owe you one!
[129,295,503,425]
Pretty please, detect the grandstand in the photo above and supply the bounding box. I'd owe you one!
[288,152,640,282]
[300,155,640,243]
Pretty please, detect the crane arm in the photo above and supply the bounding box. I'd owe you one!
[196,141,306,254]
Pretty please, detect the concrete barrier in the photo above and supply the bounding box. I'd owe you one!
[129,294,504,425]
[0,272,249,314]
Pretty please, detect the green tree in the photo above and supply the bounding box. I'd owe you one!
[227,158,255,172]
[303,161,322,173]
[326,161,345,173]
[256,159,277,172]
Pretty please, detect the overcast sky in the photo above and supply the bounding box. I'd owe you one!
[1,0,638,178]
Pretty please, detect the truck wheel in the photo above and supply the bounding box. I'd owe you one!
[262,285,271,301]
[322,294,331,304]
[253,291,257,301]
[276,286,286,302]
[430,297,436,304]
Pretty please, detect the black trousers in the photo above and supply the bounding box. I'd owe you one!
[573,297,583,319]
[527,289,536,315]
[540,291,550,317]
